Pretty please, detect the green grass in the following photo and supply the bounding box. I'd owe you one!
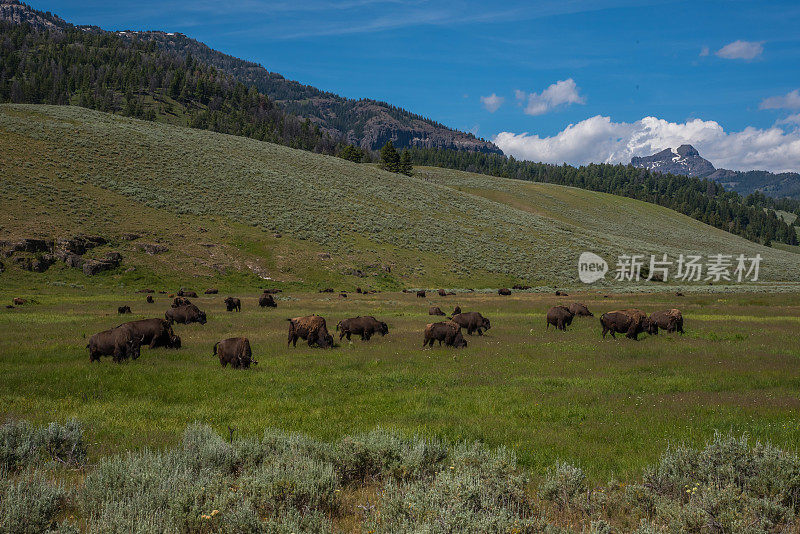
[1,289,799,482]
[2,103,799,288]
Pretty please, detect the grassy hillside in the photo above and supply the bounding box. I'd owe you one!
[1,104,798,289]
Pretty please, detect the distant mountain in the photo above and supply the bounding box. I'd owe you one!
[631,144,800,200]
[0,0,499,154]
[114,30,501,154]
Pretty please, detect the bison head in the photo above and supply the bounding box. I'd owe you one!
[482,317,491,330]
[645,317,658,335]
[169,335,182,349]
[317,332,334,348]
[452,331,468,348]
[198,311,207,325]
[379,322,389,335]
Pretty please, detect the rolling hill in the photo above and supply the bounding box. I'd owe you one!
[1,104,798,289]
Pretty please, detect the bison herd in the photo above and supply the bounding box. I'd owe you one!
[86,289,686,368]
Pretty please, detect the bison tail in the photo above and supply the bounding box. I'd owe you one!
[212,342,219,356]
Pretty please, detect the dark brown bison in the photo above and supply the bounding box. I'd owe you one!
[118,305,132,314]
[438,289,447,297]
[146,295,154,304]
[568,303,593,317]
[171,296,192,308]
[87,327,141,363]
[600,309,652,340]
[319,288,334,293]
[546,305,574,331]
[118,318,181,349]
[214,337,256,369]
[498,288,512,296]
[204,288,219,294]
[423,321,467,348]
[259,294,277,308]
[287,315,334,348]
[513,284,531,290]
[450,312,491,335]
[648,309,684,334]
[452,306,461,316]
[416,290,426,298]
[339,292,348,298]
[429,306,446,316]
[555,290,569,296]
[356,287,362,294]
[12,298,26,306]
[224,297,242,312]
[177,289,198,298]
[336,316,388,341]
[165,304,207,325]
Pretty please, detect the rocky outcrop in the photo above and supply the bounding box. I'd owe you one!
[82,252,122,276]
[630,145,715,178]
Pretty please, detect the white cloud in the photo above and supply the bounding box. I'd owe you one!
[480,93,505,113]
[699,45,710,57]
[494,115,800,173]
[760,89,800,110]
[516,79,585,116]
[777,113,800,126]
[715,40,764,60]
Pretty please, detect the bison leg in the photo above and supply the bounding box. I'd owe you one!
[345,332,351,341]
[477,328,483,336]
[364,332,371,341]
[339,331,345,341]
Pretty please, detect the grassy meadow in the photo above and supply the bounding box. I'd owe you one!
[1,288,799,482]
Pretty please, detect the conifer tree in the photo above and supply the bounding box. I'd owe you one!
[380,141,400,173]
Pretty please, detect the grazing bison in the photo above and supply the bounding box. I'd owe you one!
[177,289,198,298]
[423,321,467,348]
[498,288,512,296]
[259,293,277,308]
[450,312,491,336]
[319,288,334,293]
[600,309,651,340]
[118,318,181,349]
[118,305,132,314]
[12,298,26,306]
[146,295,154,304]
[287,315,334,348]
[648,309,684,334]
[452,306,461,316]
[546,306,575,331]
[171,296,192,308]
[513,284,531,290]
[205,288,219,294]
[336,316,388,341]
[214,337,256,369]
[87,327,141,363]
[356,287,362,294]
[555,290,569,296]
[339,293,348,298]
[416,290,426,298]
[165,304,207,325]
[438,289,447,297]
[568,303,593,317]
[429,306,446,316]
[224,297,242,312]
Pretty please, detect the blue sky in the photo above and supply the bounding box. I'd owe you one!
[34,0,800,171]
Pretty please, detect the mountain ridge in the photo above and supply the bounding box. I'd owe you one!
[631,144,800,200]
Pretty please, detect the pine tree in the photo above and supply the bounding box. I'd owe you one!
[380,141,400,173]
[399,149,413,176]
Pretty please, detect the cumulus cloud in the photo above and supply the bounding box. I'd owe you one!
[760,89,800,110]
[777,113,800,126]
[494,115,800,173]
[516,79,585,116]
[715,40,764,60]
[699,45,710,57]
[480,93,505,113]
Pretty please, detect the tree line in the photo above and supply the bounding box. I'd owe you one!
[407,148,798,246]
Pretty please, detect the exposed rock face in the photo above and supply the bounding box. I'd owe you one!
[630,144,715,177]
[1,238,51,257]
[0,0,68,32]
[14,254,56,272]
[82,252,122,276]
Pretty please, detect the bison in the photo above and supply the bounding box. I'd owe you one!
[450,311,491,336]
[87,327,141,363]
[429,306,446,316]
[416,290,426,298]
[214,337,256,369]
[546,305,574,331]
[171,296,192,308]
[177,289,198,298]
[287,315,334,348]
[568,303,593,317]
[555,290,569,296]
[600,309,652,340]
[422,321,467,348]
[118,318,181,349]
[259,293,277,308]
[648,309,684,334]
[165,304,207,325]
[224,297,242,312]
[12,298,26,306]
[438,289,447,297]
[336,316,388,341]
[146,295,154,304]
[205,288,219,294]
[498,288,511,296]
[117,305,132,314]
[452,306,461,316]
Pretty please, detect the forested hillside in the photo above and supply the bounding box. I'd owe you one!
[409,148,799,246]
